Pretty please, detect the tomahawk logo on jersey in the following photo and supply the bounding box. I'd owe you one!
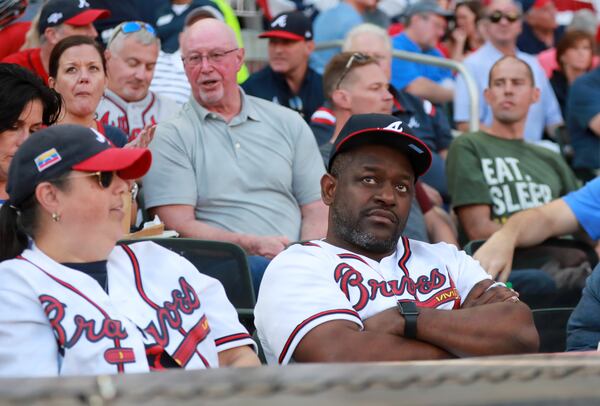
[255,237,490,365]
[96,89,179,141]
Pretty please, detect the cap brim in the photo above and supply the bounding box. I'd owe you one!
[259,31,305,41]
[64,9,110,26]
[72,148,152,180]
[332,129,432,178]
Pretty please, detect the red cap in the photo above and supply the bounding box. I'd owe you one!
[73,147,152,180]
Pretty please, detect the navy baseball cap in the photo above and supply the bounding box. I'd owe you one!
[7,124,151,207]
[259,11,312,41]
[38,0,110,33]
[328,114,432,179]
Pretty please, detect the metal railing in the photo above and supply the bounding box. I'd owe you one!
[315,40,480,132]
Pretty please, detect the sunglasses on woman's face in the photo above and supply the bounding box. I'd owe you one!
[487,10,521,24]
[69,171,115,188]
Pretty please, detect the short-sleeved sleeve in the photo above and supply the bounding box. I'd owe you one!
[254,245,363,365]
[291,119,326,206]
[563,177,600,240]
[446,134,492,208]
[0,264,60,377]
[189,269,256,353]
[143,118,199,208]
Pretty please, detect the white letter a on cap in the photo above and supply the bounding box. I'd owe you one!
[385,120,404,132]
[271,14,287,28]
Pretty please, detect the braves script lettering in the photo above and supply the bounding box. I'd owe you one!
[143,277,201,348]
[333,264,446,310]
[39,295,128,348]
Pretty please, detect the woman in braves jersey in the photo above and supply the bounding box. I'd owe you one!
[0,124,259,377]
[47,36,155,149]
[0,62,61,207]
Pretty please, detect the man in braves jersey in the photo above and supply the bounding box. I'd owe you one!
[96,21,180,141]
[2,0,109,84]
[0,124,258,377]
[254,113,539,364]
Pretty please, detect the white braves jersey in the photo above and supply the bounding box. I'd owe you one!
[0,241,255,377]
[254,237,490,365]
[96,89,180,141]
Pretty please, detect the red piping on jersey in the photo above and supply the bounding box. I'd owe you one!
[337,253,369,266]
[278,308,360,364]
[17,255,129,373]
[141,92,156,127]
[119,244,209,367]
[215,332,253,346]
[397,236,412,277]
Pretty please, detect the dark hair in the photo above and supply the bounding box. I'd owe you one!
[323,52,378,101]
[0,63,62,134]
[455,0,484,22]
[555,30,595,73]
[0,175,70,261]
[48,35,107,79]
[488,55,535,86]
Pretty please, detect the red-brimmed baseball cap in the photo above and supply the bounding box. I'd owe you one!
[328,114,432,179]
[258,11,312,41]
[38,0,110,33]
[7,124,151,207]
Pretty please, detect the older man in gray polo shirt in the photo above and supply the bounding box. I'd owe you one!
[143,18,328,283]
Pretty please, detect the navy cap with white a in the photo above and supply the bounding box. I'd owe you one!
[259,11,312,41]
[38,0,110,33]
[328,113,432,179]
[7,124,151,208]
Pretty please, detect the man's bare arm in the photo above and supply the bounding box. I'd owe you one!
[455,204,501,241]
[474,198,580,281]
[404,77,454,104]
[293,280,537,362]
[300,200,328,241]
[152,205,289,258]
[293,319,454,363]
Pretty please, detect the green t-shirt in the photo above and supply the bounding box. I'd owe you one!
[447,131,579,224]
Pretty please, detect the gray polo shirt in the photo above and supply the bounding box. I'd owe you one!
[143,89,325,241]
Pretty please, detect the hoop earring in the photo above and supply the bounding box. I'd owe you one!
[52,213,61,222]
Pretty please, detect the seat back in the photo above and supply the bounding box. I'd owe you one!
[532,307,575,353]
[121,238,256,310]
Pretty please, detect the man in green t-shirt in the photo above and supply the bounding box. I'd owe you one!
[447,56,580,305]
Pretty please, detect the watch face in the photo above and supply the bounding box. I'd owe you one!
[399,301,419,314]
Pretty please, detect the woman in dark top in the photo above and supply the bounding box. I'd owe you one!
[550,30,594,117]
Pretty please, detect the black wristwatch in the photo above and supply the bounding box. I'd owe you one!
[397,301,420,339]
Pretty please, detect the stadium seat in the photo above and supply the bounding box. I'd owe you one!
[532,307,575,353]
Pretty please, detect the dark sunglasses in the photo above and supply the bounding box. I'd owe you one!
[335,53,370,90]
[69,171,115,188]
[487,10,521,23]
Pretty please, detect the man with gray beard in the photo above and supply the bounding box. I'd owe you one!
[254,113,538,365]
